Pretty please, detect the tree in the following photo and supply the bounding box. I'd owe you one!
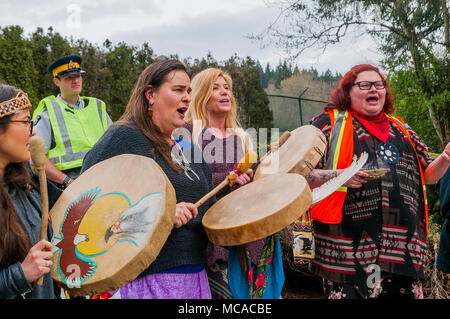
[187,54,273,134]
[0,26,38,106]
[252,0,449,149]
[104,42,140,120]
[263,62,273,88]
[30,27,72,104]
[71,38,110,107]
[390,65,445,151]
[224,56,273,132]
[187,52,219,76]
[134,42,155,75]
[256,61,269,88]
[0,25,272,138]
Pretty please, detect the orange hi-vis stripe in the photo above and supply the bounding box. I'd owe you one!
[311,109,353,224]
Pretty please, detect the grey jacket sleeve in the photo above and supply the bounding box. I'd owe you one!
[33,109,53,154]
[0,262,32,299]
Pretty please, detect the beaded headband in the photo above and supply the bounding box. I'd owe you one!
[0,91,32,118]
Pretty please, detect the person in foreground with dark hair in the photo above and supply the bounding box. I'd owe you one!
[0,84,61,299]
[306,64,450,299]
[81,58,216,299]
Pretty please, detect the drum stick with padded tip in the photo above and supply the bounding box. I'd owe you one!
[194,151,258,208]
[29,136,50,286]
[262,130,290,160]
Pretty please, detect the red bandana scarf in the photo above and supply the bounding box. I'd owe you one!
[349,109,390,143]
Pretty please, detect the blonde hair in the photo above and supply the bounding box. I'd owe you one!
[184,68,253,153]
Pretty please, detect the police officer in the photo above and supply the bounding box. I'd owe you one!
[32,55,111,189]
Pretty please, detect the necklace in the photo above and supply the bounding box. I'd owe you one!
[171,138,200,181]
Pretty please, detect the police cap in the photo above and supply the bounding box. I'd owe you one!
[48,55,86,78]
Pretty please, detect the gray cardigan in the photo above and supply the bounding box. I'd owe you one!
[81,123,216,276]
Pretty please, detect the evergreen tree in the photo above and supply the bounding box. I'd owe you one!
[0,26,39,106]
[104,42,139,120]
[0,25,273,135]
[29,27,72,105]
[223,56,273,132]
[135,42,155,74]
[71,38,111,112]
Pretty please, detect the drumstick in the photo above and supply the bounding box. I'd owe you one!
[29,136,50,286]
[260,130,291,162]
[194,151,258,208]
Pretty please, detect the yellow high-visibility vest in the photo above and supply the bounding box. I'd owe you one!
[32,95,108,171]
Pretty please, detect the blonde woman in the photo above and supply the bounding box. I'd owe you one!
[184,68,254,193]
[183,68,284,299]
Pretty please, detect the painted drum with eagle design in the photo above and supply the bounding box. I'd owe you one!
[49,154,176,296]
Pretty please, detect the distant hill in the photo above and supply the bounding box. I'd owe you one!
[259,64,341,131]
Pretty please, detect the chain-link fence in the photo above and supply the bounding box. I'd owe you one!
[267,94,327,132]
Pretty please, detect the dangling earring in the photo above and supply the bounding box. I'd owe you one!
[145,87,153,118]
[148,105,153,117]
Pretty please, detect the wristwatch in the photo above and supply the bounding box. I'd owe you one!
[61,176,71,189]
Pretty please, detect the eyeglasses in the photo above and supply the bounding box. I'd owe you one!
[10,119,34,135]
[352,81,386,90]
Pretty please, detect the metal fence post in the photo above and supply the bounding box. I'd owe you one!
[266,93,327,129]
[298,88,309,126]
[298,98,303,126]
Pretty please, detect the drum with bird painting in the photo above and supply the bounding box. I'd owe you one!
[49,154,176,296]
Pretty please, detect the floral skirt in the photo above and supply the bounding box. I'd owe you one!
[322,274,423,299]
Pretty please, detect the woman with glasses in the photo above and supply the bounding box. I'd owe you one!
[0,84,61,299]
[306,64,450,299]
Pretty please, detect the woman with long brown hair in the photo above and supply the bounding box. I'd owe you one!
[81,57,216,299]
[307,64,450,299]
[0,84,58,299]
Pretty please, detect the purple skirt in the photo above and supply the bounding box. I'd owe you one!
[108,269,212,299]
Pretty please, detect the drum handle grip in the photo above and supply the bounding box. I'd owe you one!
[259,130,291,163]
[195,151,257,208]
[29,136,50,286]
[194,179,229,208]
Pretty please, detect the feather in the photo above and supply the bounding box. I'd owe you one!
[60,188,100,237]
[58,246,96,287]
[311,152,368,205]
[55,188,100,287]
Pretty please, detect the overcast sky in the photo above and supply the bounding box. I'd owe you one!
[0,0,382,74]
